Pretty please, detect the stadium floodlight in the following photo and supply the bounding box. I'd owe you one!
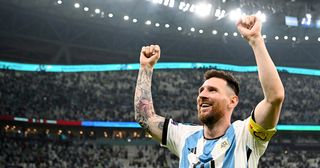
[95,9,101,14]
[318,37,320,42]
[229,8,242,21]
[108,13,113,18]
[57,0,62,5]
[256,11,266,22]
[177,27,182,31]
[163,0,174,7]
[145,20,152,25]
[301,13,312,27]
[178,2,185,10]
[292,37,296,41]
[275,36,279,40]
[169,0,174,7]
[123,15,129,20]
[190,27,195,32]
[305,36,309,40]
[284,36,288,40]
[189,4,195,13]
[233,32,238,37]
[215,9,225,19]
[74,3,80,8]
[212,30,217,35]
[183,3,191,12]
[194,3,212,17]
[165,24,170,28]
[84,7,89,12]
[152,0,163,4]
[155,23,160,27]
[132,19,138,23]
[199,29,203,34]
[224,32,228,36]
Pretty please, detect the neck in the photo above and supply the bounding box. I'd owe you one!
[203,117,231,139]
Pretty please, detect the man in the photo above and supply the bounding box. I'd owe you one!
[134,15,285,167]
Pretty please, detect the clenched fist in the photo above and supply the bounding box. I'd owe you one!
[140,45,161,69]
[236,15,262,45]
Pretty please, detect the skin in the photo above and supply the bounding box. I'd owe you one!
[134,15,285,142]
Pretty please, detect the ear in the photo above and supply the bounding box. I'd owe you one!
[228,95,239,109]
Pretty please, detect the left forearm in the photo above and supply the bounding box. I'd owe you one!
[251,38,285,103]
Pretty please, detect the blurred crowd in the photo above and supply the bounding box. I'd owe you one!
[0,69,319,124]
[1,130,319,168]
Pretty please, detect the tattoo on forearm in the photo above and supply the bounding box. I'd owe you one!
[134,67,155,133]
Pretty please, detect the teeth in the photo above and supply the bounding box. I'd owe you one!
[201,104,210,107]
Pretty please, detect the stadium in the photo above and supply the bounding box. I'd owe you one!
[0,0,320,167]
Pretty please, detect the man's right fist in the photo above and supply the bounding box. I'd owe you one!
[140,45,161,68]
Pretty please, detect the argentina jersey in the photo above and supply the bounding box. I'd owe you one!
[162,116,276,168]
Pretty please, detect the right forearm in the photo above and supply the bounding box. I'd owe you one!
[134,66,156,132]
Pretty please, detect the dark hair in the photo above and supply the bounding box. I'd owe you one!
[204,69,240,96]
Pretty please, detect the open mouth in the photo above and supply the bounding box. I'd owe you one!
[201,103,211,108]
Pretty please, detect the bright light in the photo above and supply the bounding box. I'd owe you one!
[169,0,174,7]
[212,30,217,35]
[163,0,174,7]
[95,9,101,14]
[57,0,62,5]
[152,0,163,4]
[292,37,296,41]
[233,32,238,37]
[133,19,138,23]
[215,9,225,19]
[189,4,195,13]
[145,20,152,25]
[74,3,80,8]
[180,2,191,12]
[155,23,160,27]
[318,37,320,42]
[108,13,113,18]
[165,24,170,28]
[284,36,288,40]
[123,15,129,20]
[195,3,212,17]
[84,7,89,11]
[256,11,266,22]
[263,35,267,39]
[224,32,229,36]
[199,29,203,34]
[275,36,279,40]
[306,13,312,19]
[190,27,195,32]
[177,27,182,31]
[305,36,309,40]
[229,8,242,21]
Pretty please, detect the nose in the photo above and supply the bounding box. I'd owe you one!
[198,89,209,99]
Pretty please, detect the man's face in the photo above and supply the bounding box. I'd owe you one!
[197,77,233,125]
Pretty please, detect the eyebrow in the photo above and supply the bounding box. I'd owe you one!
[198,85,218,93]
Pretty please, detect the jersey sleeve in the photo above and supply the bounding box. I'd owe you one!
[243,115,277,157]
[161,118,202,157]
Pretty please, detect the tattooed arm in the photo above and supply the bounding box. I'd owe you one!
[134,45,165,143]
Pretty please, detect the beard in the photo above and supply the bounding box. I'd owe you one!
[198,111,216,125]
[197,103,224,126]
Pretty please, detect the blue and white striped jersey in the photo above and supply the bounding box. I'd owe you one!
[162,117,276,168]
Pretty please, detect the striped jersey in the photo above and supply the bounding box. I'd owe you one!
[162,116,276,168]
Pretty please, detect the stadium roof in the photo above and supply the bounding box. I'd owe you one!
[0,0,319,69]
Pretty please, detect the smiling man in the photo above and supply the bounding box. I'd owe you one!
[134,15,285,167]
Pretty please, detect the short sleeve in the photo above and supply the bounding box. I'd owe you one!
[162,119,202,157]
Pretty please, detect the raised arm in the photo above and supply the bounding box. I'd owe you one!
[134,45,165,143]
[237,15,285,129]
